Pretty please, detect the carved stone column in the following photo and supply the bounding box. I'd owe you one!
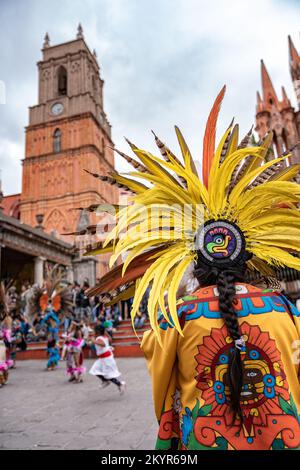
[66,265,74,284]
[34,256,45,286]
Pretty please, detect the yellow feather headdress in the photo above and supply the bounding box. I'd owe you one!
[84,86,300,339]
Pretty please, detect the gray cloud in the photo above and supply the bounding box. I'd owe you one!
[0,0,299,194]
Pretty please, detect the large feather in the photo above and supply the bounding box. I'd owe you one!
[174,125,198,176]
[109,146,148,173]
[237,126,253,149]
[71,204,124,213]
[63,224,98,236]
[269,163,300,182]
[87,246,166,297]
[245,131,273,174]
[202,85,226,187]
[124,145,182,188]
[84,169,147,194]
[83,240,116,256]
[151,130,182,167]
[105,284,136,306]
[227,154,254,194]
[219,124,239,166]
[219,120,234,165]
[247,161,283,189]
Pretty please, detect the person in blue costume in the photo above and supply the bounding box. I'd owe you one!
[46,338,60,371]
[41,301,60,342]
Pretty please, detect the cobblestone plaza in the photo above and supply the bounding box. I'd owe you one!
[0,359,156,450]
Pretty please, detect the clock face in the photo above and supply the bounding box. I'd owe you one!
[51,102,64,115]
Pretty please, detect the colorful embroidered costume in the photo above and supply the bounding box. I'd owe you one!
[0,284,13,386]
[142,284,300,450]
[26,264,73,329]
[84,87,300,450]
[62,332,86,383]
[41,310,60,342]
[0,332,9,387]
[46,340,60,370]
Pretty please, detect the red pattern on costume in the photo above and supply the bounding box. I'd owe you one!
[194,322,300,449]
[158,409,180,440]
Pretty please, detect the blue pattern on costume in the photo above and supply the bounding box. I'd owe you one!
[47,347,60,367]
[181,407,193,446]
[41,311,60,340]
[159,292,300,330]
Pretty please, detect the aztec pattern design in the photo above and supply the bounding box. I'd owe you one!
[156,321,300,450]
[196,220,244,263]
[159,284,300,330]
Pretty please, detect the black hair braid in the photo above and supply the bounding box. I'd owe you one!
[216,270,244,423]
[194,262,246,424]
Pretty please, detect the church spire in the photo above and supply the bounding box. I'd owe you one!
[288,35,300,107]
[43,32,50,48]
[77,23,84,39]
[260,59,279,106]
[281,86,291,109]
[256,91,263,113]
[288,35,300,67]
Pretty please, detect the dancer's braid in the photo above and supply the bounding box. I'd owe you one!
[217,270,240,340]
[216,270,244,423]
[194,263,245,423]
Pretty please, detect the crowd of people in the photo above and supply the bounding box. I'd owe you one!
[0,277,149,390]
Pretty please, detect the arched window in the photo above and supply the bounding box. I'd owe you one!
[53,128,62,153]
[57,66,67,96]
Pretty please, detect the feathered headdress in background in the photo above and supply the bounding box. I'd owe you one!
[27,264,73,324]
[81,86,300,339]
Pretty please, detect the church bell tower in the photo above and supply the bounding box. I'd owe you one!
[20,24,118,241]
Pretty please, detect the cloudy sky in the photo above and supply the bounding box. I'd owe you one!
[0,0,299,195]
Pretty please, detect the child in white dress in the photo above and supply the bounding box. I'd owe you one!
[89,325,126,394]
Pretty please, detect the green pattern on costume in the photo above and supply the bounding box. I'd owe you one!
[186,401,228,450]
[279,394,300,421]
[155,437,173,450]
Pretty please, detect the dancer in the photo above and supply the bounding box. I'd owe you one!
[0,283,13,386]
[89,325,126,394]
[46,338,60,371]
[41,303,60,342]
[83,86,300,450]
[0,332,8,387]
[61,322,85,383]
[26,264,73,333]
[1,315,15,370]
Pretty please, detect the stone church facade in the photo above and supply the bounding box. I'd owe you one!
[255,35,300,299]
[255,35,300,163]
[1,25,119,285]
[20,25,118,241]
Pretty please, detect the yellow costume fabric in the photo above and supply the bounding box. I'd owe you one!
[142,283,300,450]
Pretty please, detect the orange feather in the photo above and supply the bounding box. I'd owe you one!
[39,293,49,312]
[202,85,226,187]
[52,294,62,313]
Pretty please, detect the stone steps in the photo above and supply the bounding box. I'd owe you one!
[16,319,149,360]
